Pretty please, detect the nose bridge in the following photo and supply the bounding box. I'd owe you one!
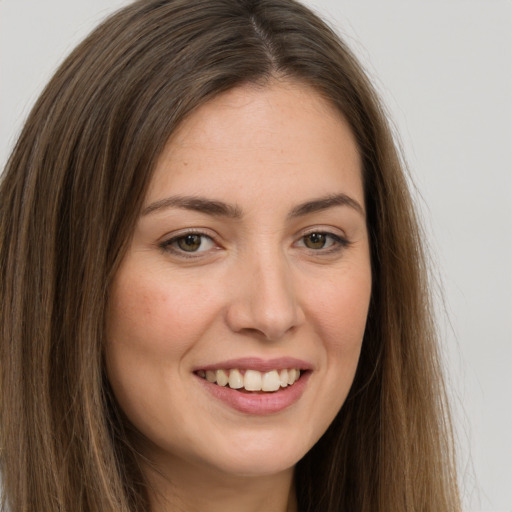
[226,242,303,340]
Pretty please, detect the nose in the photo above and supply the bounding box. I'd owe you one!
[225,249,305,341]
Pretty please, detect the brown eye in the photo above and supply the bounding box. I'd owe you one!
[161,233,216,255]
[176,234,203,252]
[296,231,349,253]
[303,232,328,249]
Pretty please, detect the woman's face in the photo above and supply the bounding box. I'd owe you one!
[106,81,372,480]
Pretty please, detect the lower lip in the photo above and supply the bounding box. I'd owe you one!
[197,372,311,415]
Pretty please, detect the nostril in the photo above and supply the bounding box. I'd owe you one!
[225,299,303,341]
[224,258,305,340]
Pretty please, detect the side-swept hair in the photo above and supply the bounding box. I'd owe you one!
[0,0,460,510]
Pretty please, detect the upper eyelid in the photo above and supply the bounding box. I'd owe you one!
[160,228,217,243]
[297,225,348,238]
[295,232,349,246]
[159,230,217,251]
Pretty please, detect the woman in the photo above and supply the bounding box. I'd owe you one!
[0,0,461,511]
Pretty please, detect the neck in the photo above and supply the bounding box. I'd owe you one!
[142,454,297,512]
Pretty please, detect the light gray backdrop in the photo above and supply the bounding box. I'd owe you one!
[1,1,511,510]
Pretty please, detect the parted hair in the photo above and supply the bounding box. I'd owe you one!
[0,0,460,511]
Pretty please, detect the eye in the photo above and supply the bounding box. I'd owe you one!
[296,231,349,252]
[161,232,216,255]
[303,232,331,249]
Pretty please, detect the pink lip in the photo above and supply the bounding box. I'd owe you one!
[197,372,310,415]
[195,356,313,373]
[194,357,312,415]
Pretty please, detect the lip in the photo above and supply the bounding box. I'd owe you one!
[196,370,311,415]
[194,356,313,373]
[194,357,313,415]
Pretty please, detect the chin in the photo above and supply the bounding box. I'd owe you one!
[196,429,312,478]
[207,453,297,479]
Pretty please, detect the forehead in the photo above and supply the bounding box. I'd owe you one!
[146,80,363,208]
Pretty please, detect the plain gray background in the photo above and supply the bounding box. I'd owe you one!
[1,1,511,510]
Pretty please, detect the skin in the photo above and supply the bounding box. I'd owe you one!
[106,80,372,512]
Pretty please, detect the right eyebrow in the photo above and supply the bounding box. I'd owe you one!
[288,193,365,219]
[141,195,243,219]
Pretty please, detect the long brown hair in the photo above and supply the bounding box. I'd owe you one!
[0,0,460,510]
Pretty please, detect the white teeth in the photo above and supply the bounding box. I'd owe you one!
[244,370,262,391]
[261,370,281,392]
[216,369,229,387]
[228,369,244,389]
[199,368,302,391]
[287,368,298,385]
[279,369,289,388]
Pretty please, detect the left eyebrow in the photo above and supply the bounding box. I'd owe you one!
[141,195,243,218]
[287,193,365,219]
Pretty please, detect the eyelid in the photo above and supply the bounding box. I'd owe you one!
[159,228,221,258]
[298,225,348,241]
[294,226,351,253]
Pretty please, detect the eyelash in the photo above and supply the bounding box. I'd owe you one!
[159,229,351,259]
[159,230,217,259]
[296,231,351,254]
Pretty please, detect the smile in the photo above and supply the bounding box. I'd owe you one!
[194,357,312,414]
[196,368,301,392]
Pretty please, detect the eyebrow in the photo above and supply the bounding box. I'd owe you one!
[288,193,365,218]
[141,192,364,218]
[141,195,243,218]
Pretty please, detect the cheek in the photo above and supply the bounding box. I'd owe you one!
[291,266,371,448]
[311,267,371,348]
[107,270,218,358]
[104,271,211,415]
[104,269,221,440]
[308,264,371,396]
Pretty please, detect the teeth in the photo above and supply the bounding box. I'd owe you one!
[228,369,244,389]
[198,368,302,392]
[262,370,280,392]
[287,368,298,385]
[216,369,229,387]
[244,370,262,391]
[279,369,289,388]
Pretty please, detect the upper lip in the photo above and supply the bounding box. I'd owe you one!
[194,357,313,373]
